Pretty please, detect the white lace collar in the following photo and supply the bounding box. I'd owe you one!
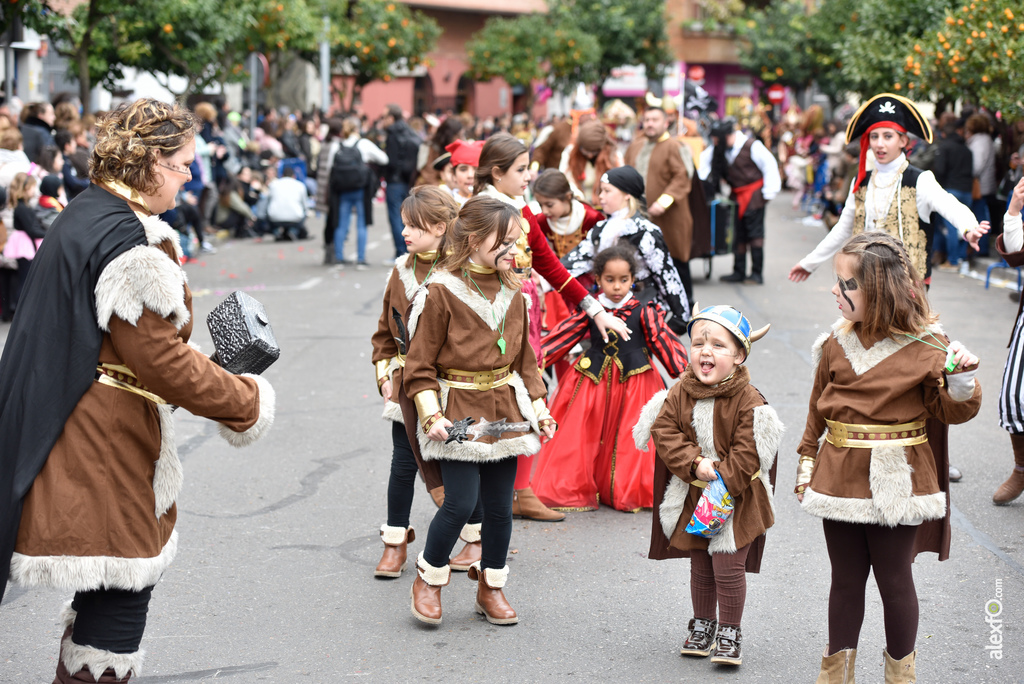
[547,199,587,236]
[874,153,906,176]
[597,208,635,253]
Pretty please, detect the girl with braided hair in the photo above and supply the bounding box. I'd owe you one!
[795,232,981,683]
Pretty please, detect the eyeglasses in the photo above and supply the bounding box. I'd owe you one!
[158,162,192,178]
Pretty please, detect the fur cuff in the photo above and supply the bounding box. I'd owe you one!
[61,633,145,681]
[460,523,482,543]
[380,525,410,545]
[633,389,669,451]
[218,375,276,447]
[416,552,450,586]
[471,563,509,589]
[60,600,76,630]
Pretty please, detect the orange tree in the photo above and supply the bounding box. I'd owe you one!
[329,0,441,110]
[465,9,599,108]
[912,2,1024,114]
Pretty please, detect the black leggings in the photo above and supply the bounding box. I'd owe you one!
[71,586,154,654]
[387,421,482,529]
[423,457,517,570]
[823,519,919,659]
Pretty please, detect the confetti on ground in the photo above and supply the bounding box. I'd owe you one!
[228,273,238,279]
[297,246,305,252]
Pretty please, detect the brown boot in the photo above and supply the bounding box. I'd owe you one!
[450,523,482,571]
[815,645,856,683]
[468,563,518,625]
[429,486,445,508]
[375,525,415,578]
[883,649,916,683]
[512,487,565,522]
[993,434,1024,505]
[410,553,449,625]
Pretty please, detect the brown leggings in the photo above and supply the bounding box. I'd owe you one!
[823,519,919,659]
[691,543,751,626]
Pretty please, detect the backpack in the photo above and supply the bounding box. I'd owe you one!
[330,142,369,193]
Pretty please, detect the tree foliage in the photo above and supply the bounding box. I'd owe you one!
[559,0,671,85]
[329,0,441,108]
[911,2,1024,114]
[465,10,600,98]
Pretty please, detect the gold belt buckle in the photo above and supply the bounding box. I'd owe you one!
[831,422,848,448]
[474,370,495,388]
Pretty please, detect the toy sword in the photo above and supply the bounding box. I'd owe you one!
[445,416,532,444]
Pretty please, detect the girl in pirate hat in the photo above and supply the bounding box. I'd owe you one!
[788,93,989,285]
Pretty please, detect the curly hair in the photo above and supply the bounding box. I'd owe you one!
[90,99,200,194]
[593,242,639,280]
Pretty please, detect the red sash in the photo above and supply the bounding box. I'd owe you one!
[732,179,764,219]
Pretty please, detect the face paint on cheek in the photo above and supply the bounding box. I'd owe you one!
[495,243,514,262]
[837,276,858,311]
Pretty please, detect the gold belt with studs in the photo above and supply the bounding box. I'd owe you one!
[438,364,512,391]
[95,363,167,405]
[825,419,927,449]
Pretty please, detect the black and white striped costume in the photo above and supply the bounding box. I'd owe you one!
[997,210,1024,433]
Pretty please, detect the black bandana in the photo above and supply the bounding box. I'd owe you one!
[602,166,646,200]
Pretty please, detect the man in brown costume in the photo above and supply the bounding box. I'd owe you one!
[625,106,696,302]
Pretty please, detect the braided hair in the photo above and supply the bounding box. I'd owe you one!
[90,99,200,194]
[838,232,936,339]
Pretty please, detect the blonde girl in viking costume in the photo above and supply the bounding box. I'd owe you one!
[371,185,485,579]
[633,305,783,668]
[788,93,988,285]
[403,196,556,626]
[796,233,981,683]
[0,100,275,683]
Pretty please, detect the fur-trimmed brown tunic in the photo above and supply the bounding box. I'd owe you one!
[635,365,783,573]
[798,319,981,533]
[403,268,547,462]
[370,251,436,423]
[11,214,274,593]
[625,133,694,262]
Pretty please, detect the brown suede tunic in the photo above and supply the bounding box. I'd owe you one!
[650,366,777,560]
[798,320,982,526]
[370,252,436,398]
[15,238,261,568]
[403,268,547,461]
[625,133,694,262]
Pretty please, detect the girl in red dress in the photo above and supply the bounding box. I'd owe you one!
[533,243,689,512]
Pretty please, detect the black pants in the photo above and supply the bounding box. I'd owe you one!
[672,257,694,306]
[823,519,919,659]
[733,206,766,249]
[71,586,154,654]
[0,267,15,321]
[423,457,517,570]
[387,421,482,529]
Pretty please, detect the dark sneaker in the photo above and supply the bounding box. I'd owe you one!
[710,623,742,665]
[744,273,764,285]
[719,272,746,283]
[680,617,718,657]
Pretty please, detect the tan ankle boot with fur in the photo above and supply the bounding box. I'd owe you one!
[883,649,916,684]
[815,645,856,683]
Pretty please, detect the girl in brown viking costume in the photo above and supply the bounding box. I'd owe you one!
[795,233,981,683]
[370,185,483,579]
[403,196,556,626]
[0,100,275,683]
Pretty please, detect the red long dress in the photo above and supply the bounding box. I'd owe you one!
[532,295,688,511]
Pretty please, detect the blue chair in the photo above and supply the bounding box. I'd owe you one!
[985,259,1022,291]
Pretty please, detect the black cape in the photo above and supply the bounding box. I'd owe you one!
[0,184,147,605]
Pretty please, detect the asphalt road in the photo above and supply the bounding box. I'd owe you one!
[2,194,1023,683]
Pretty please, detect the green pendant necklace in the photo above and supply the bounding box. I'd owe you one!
[464,269,508,354]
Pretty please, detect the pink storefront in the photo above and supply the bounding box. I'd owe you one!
[332,0,549,121]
